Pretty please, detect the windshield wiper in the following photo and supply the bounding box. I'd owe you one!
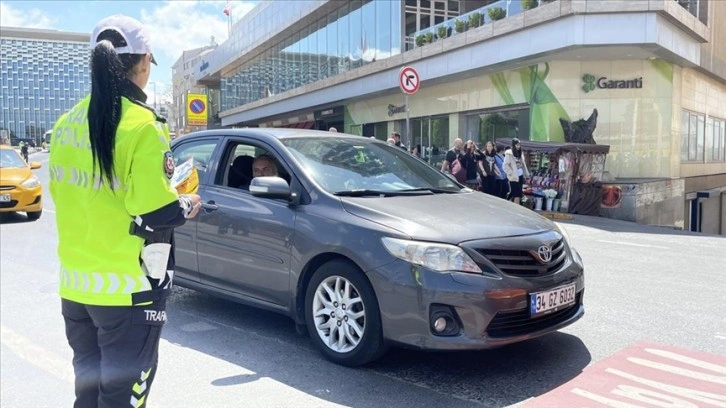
[397,187,460,194]
[334,189,439,197]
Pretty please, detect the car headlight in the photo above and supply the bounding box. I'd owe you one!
[554,222,571,244]
[381,237,482,274]
[21,175,40,189]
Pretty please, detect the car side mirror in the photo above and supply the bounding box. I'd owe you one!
[250,176,292,201]
[30,162,42,170]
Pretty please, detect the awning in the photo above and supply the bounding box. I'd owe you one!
[496,138,610,155]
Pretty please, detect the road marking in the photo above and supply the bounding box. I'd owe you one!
[716,332,726,340]
[1,324,167,408]
[523,341,726,407]
[596,239,670,249]
[0,325,74,383]
[43,208,55,213]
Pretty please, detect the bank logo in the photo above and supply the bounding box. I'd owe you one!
[582,74,596,93]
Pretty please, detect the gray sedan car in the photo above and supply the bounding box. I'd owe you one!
[170,129,585,366]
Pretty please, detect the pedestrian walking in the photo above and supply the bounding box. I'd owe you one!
[49,15,201,408]
[19,140,28,162]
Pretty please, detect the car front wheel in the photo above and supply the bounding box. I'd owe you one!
[304,259,387,366]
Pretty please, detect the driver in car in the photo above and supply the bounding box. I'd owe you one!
[252,155,278,178]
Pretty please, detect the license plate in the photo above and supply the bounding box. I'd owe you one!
[0,194,10,202]
[530,283,576,318]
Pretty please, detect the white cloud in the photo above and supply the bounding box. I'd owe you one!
[0,1,56,28]
[139,0,256,63]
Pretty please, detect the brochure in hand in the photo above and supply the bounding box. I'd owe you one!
[170,157,199,194]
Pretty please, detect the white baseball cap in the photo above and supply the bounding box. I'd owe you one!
[90,15,157,65]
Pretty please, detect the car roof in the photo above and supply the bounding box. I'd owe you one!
[173,128,382,145]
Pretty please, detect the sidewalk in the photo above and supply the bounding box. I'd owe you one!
[550,212,716,237]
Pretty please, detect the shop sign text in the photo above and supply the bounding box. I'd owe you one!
[388,104,407,117]
[583,74,642,93]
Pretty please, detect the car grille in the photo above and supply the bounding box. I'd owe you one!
[477,239,566,277]
[0,200,19,209]
[0,185,15,191]
[486,292,582,338]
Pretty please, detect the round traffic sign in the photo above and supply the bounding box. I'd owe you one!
[189,98,206,114]
[399,66,420,95]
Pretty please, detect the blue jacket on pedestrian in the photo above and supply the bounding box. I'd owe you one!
[495,155,507,180]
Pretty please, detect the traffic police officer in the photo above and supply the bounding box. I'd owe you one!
[49,15,201,408]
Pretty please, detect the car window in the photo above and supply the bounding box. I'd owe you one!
[281,137,460,193]
[0,149,26,168]
[172,138,220,183]
[218,141,290,190]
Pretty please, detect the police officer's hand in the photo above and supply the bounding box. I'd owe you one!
[184,194,202,219]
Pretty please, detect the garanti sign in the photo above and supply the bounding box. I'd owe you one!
[582,74,643,93]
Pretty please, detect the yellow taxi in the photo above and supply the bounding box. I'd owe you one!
[0,145,43,220]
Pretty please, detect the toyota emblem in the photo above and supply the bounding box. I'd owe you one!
[537,245,553,263]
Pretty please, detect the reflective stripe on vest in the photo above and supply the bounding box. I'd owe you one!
[50,164,125,191]
[60,268,151,295]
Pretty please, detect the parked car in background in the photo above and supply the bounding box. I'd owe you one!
[170,128,585,366]
[0,145,43,220]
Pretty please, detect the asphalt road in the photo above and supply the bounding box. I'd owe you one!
[1,151,724,407]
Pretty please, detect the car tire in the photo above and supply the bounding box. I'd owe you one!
[304,259,387,367]
[26,210,42,221]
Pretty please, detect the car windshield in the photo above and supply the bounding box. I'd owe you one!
[281,137,462,195]
[0,149,26,168]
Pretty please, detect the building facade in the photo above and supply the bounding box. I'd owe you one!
[171,44,218,135]
[194,0,726,234]
[0,27,90,144]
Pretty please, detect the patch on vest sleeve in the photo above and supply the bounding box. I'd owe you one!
[163,151,175,179]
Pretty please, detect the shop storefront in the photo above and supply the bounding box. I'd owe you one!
[346,59,675,171]
[344,58,725,230]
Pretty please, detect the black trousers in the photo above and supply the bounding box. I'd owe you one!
[496,178,510,200]
[62,298,167,408]
[481,175,497,196]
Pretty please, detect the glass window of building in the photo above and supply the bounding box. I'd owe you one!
[681,110,705,162]
[707,117,725,162]
[465,107,529,146]
[217,0,403,112]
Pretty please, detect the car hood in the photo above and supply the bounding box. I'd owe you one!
[340,192,555,243]
[0,167,32,184]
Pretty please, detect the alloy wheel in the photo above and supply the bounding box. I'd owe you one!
[312,275,366,353]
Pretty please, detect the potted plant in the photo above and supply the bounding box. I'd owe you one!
[424,32,434,44]
[437,25,448,39]
[488,7,506,21]
[542,189,558,211]
[415,34,426,47]
[454,19,467,33]
[468,13,482,28]
[521,0,538,10]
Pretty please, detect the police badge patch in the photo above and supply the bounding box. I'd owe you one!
[163,151,175,179]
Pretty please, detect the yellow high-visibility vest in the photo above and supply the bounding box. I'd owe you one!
[50,95,178,306]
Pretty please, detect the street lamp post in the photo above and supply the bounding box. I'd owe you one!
[150,81,158,111]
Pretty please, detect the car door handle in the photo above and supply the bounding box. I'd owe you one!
[201,200,218,212]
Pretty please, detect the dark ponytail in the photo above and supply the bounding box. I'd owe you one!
[87,29,144,189]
